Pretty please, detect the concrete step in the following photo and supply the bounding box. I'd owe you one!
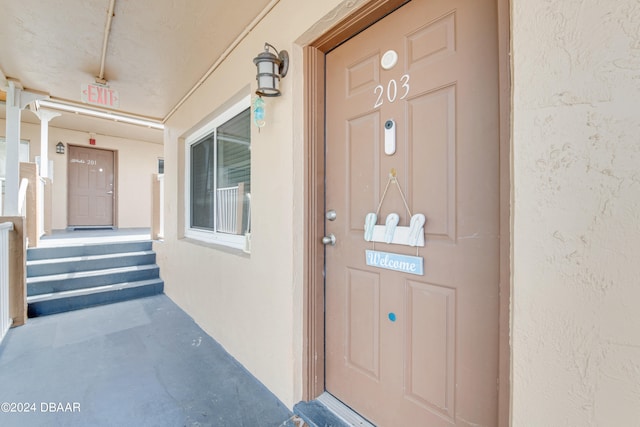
[27,264,160,296]
[26,240,163,317]
[27,250,157,277]
[27,240,153,261]
[27,278,164,317]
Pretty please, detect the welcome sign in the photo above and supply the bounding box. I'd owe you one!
[366,250,424,276]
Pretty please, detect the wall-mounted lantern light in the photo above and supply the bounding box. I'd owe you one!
[56,142,65,154]
[253,42,289,97]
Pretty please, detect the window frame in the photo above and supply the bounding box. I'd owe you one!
[184,94,251,249]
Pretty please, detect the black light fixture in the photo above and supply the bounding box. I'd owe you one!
[56,142,65,154]
[253,43,289,97]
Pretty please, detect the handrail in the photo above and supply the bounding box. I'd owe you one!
[0,221,14,344]
[157,174,164,239]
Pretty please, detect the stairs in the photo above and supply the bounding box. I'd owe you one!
[26,240,164,317]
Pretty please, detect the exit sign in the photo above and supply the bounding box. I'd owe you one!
[81,83,120,108]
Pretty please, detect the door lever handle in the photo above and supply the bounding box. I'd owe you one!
[106,191,114,195]
[322,234,336,246]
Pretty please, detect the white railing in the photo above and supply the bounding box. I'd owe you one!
[0,177,5,215]
[38,177,46,239]
[0,221,13,345]
[157,174,165,239]
[216,186,239,234]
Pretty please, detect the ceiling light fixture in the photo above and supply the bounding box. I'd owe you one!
[36,99,164,130]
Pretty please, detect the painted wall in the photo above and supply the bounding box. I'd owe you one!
[157,0,371,408]
[0,118,163,229]
[512,0,640,425]
[2,0,636,422]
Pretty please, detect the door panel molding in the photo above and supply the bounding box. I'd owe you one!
[303,1,410,403]
[302,45,326,400]
[302,2,511,426]
[67,145,116,228]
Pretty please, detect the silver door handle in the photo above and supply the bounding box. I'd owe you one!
[106,191,113,194]
[322,234,336,246]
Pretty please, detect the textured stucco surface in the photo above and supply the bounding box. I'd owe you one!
[0,0,274,119]
[157,0,368,409]
[512,0,640,425]
[0,119,162,229]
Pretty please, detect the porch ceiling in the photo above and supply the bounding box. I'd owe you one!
[0,0,273,143]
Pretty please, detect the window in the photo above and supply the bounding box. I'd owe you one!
[185,96,251,249]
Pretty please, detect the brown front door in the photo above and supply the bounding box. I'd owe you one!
[324,0,500,425]
[67,145,115,227]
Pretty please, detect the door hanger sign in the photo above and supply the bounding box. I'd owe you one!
[364,168,426,275]
[366,250,424,275]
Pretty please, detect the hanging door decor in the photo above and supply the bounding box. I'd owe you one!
[364,168,426,275]
[365,250,423,275]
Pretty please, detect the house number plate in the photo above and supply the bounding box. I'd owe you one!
[373,74,410,109]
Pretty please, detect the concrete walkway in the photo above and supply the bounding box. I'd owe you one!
[38,227,153,247]
[0,294,303,427]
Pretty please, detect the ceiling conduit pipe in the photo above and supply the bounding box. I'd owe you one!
[96,0,116,85]
[163,0,282,122]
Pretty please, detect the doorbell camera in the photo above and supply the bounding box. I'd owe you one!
[384,119,396,155]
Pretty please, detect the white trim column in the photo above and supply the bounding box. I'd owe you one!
[32,109,60,180]
[3,81,47,215]
[4,81,21,216]
[32,109,60,238]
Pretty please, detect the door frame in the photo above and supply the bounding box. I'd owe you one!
[66,144,118,228]
[301,0,512,424]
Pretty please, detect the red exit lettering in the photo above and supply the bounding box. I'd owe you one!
[81,84,120,108]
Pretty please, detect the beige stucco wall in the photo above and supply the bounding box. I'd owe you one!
[512,0,640,425]
[1,119,163,229]
[158,0,371,408]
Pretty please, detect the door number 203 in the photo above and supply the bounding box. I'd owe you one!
[374,74,410,109]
